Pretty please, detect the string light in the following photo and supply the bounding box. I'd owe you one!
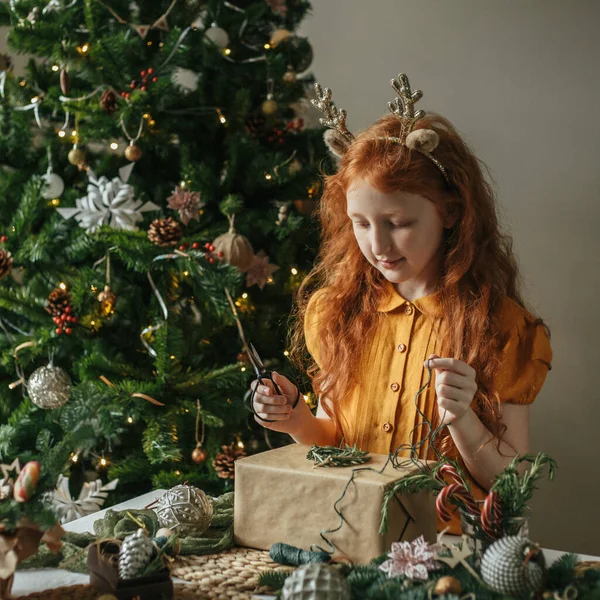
[71,453,79,463]
[175,470,181,476]
[19,80,26,87]
[265,173,272,180]
[127,416,133,424]
[90,285,97,293]
[241,366,246,372]
[100,457,107,467]
[58,130,66,138]
[170,355,176,360]
[59,282,67,290]
[291,268,298,275]
[110,142,119,150]
[216,108,227,124]
[30,96,39,103]
[223,48,231,56]
[147,41,153,46]
[242,293,248,299]
[77,43,90,55]
[283,350,290,357]
[183,270,189,277]
[51,65,59,72]
[71,130,77,137]
[50,199,60,207]
[237,439,245,449]
[264,43,271,49]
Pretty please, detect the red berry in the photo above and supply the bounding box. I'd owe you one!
[52,317,59,324]
[152,76,158,83]
[141,70,147,77]
[141,86,147,92]
[65,328,72,334]
[192,242,199,249]
[0,235,7,243]
[218,251,224,258]
[56,328,62,335]
[71,317,78,324]
[59,314,67,322]
[64,306,72,314]
[148,67,154,75]
[179,245,186,251]
[208,257,214,264]
[130,82,136,89]
[126,93,131,99]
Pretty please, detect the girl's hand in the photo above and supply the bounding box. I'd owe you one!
[424,354,477,426]
[249,372,309,433]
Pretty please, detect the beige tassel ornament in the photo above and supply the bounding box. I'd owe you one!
[212,214,254,273]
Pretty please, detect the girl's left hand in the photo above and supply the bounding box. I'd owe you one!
[424,354,477,426]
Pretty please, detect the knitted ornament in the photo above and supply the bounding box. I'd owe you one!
[480,535,546,597]
[118,528,154,580]
[155,484,213,537]
[147,217,182,247]
[0,249,13,280]
[281,563,351,600]
[212,215,254,273]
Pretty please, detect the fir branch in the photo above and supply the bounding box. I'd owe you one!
[306,442,371,468]
[258,569,288,591]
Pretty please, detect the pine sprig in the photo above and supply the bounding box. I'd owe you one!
[306,442,371,468]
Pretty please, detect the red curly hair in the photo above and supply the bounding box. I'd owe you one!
[288,113,548,457]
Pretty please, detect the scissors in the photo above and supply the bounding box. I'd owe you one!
[246,342,299,423]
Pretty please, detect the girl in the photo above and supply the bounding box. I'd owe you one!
[250,74,552,535]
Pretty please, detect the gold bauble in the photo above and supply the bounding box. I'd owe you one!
[434,576,462,596]
[212,228,254,272]
[261,99,278,116]
[97,285,116,317]
[192,446,207,464]
[67,147,85,166]
[124,143,142,161]
[270,29,292,47]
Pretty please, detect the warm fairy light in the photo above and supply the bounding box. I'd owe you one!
[237,440,245,449]
[31,96,39,103]
[267,277,274,284]
[303,395,309,401]
[291,268,298,275]
[183,270,189,277]
[242,293,248,299]
[50,199,60,207]
[71,130,77,137]
[58,130,66,138]
[159,42,164,48]
[175,470,181,475]
[90,320,96,326]
[185,408,189,413]
[223,48,231,56]
[179,180,186,188]
[265,173,272,180]
[52,65,59,72]
[19,80,26,86]
[82,44,89,52]
[283,350,290,357]
[147,41,152,46]
[149,119,156,126]
[241,367,246,372]
[264,43,271,49]
[110,142,119,150]
[127,416,133,424]
[90,285,97,292]
[59,282,67,290]
[71,453,79,463]
[143,113,150,119]
[219,115,226,124]
[100,458,107,467]
[170,355,176,360]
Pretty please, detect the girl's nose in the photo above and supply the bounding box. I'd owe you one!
[371,227,392,257]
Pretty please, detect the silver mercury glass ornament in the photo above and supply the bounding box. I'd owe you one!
[27,361,71,409]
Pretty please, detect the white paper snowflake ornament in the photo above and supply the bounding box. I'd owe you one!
[57,163,159,233]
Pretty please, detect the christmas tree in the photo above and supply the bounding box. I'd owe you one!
[0,0,328,514]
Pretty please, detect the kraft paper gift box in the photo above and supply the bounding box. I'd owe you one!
[233,443,437,564]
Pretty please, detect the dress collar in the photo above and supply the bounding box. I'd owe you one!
[376,279,442,317]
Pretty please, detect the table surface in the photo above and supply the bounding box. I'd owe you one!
[13,489,600,598]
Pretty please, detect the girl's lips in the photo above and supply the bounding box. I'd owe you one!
[380,257,404,268]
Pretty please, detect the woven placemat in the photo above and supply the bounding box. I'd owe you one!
[15,546,291,600]
[170,546,293,599]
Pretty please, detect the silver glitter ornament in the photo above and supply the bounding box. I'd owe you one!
[480,535,546,597]
[27,363,71,409]
[155,484,213,537]
[281,563,351,600]
[118,528,154,580]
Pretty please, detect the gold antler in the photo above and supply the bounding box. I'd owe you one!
[387,73,426,142]
[311,83,355,142]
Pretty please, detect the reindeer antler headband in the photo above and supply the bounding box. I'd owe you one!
[311,73,450,184]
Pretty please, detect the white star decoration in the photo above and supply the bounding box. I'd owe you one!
[57,163,159,233]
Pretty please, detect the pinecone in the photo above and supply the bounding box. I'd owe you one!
[213,442,247,479]
[46,287,71,316]
[101,89,118,115]
[118,529,154,580]
[0,249,13,280]
[244,114,266,138]
[148,217,182,247]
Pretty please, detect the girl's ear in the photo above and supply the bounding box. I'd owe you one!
[323,130,351,160]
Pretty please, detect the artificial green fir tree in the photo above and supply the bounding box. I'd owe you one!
[0,0,329,511]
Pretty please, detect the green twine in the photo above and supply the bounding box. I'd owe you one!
[269,542,331,566]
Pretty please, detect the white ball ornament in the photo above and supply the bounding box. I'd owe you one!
[204,23,229,50]
[42,171,65,200]
[155,484,213,537]
[281,563,351,600]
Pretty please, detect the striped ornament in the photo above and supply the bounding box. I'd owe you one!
[13,460,40,503]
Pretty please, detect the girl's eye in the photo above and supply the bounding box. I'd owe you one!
[390,222,412,228]
[353,222,369,228]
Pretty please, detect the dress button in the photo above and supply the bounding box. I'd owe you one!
[382,422,393,433]
[405,304,413,315]
[397,343,406,353]
[390,382,400,392]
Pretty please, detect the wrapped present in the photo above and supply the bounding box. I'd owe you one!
[234,443,437,564]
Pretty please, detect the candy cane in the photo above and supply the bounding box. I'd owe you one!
[436,483,462,521]
[436,463,463,486]
[482,491,502,538]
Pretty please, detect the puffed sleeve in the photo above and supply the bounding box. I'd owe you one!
[304,289,326,369]
[492,304,553,405]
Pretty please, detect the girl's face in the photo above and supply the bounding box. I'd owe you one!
[346,179,452,291]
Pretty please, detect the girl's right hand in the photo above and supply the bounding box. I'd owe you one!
[250,371,306,433]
